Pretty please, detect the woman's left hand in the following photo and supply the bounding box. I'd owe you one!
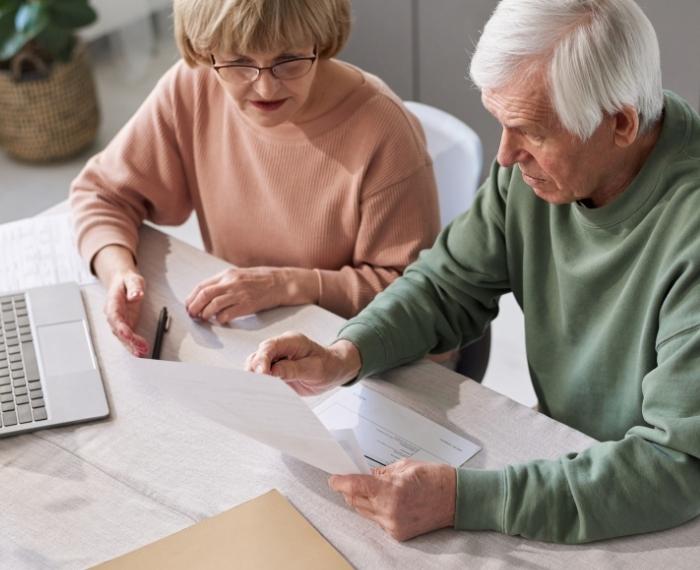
[185,266,319,324]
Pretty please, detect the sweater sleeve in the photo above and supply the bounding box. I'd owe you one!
[456,324,700,543]
[337,160,511,369]
[70,62,193,267]
[316,162,440,318]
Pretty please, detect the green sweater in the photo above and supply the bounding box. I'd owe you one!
[337,91,700,544]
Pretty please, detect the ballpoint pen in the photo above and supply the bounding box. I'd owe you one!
[151,306,170,360]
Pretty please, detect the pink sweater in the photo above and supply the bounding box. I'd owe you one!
[70,60,440,318]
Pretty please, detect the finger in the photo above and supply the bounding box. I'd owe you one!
[329,474,380,498]
[186,285,211,317]
[123,273,145,302]
[343,493,374,512]
[372,465,395,477]
[253,349,274,375]
[263,332,314,361]
[111,318,149,357]
[188,283,232,319]
[269,358,299,380]
[199,291,238,321]
[245,351,277,375]
[185,271,225,307]
[249,336,294,374]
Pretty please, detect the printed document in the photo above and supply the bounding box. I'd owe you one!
[0,213,96,293]
[314,384,481,468]
[126,358,370,475]
[125,359,479,474]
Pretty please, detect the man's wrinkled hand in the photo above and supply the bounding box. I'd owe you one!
[245,332,361,396]
[329,459,456,541]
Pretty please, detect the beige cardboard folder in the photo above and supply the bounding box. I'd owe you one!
[93,489,353,570]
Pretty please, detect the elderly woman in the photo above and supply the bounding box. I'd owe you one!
[70,0,439,357]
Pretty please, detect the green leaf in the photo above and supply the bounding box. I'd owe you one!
[0,29,31,60]
[35,21,71,59]
[50,1,96,29]
[0,0,20,20]
[14,3,49,36]
[0,9,16,42]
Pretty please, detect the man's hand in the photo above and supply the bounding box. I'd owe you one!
[329,459,456,541]
[185,266,319,324]
[245,333,361,395]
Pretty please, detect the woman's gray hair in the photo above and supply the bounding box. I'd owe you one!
[470,0,664,140]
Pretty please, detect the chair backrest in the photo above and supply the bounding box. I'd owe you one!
[404,101,483,228]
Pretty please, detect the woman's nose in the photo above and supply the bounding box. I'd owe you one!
[253,69,281,98]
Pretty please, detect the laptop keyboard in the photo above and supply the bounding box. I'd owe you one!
[0,294,47,428]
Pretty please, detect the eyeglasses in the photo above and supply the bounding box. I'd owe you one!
[210,49,317,83]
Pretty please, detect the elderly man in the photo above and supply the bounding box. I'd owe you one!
[246,0,700,544]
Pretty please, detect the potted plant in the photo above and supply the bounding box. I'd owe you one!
[0,0,100,161]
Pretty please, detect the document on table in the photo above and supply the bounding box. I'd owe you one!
[126,358,370,475]
[314,384,481,468]
[0,213,96,293]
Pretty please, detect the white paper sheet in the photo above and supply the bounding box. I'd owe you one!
[124,358,370,475]
[314,384,481,468]
[0,213,96,293]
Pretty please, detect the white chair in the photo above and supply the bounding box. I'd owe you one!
[404,101,483,227]
[405,101,490,381]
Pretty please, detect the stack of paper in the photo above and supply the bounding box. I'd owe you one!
[0,213,96,293]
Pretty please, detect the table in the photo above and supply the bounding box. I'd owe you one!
[1,225,698,569]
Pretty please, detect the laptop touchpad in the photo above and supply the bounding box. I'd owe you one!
[37,321,96,376]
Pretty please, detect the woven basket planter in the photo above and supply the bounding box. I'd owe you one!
[0,43,100,162]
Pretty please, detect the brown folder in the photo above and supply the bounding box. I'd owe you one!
[93,489,353,570]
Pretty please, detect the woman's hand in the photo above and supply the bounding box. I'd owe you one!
[94,245,149,357]
[104,270,149,356]
[245,333,362,396]
[185,266,319,324]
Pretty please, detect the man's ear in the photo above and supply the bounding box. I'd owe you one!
[613,105,640,148]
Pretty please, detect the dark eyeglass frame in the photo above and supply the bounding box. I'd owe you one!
[210,48,318,82]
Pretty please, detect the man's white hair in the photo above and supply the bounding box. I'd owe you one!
[470,0,664,140]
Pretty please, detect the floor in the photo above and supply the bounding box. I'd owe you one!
[0,18,537,407]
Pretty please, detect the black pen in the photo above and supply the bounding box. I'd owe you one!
[151,306,170,360]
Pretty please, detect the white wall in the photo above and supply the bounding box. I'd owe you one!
[82,0,171,40]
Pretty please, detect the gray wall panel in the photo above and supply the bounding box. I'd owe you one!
[341,0,414,100]
[342,1,700,179]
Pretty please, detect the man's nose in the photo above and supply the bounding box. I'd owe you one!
[497,129,526,167]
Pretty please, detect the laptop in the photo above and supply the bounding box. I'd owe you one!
[0,282,109,436]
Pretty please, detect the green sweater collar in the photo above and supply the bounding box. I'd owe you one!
[571,91,691,229]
